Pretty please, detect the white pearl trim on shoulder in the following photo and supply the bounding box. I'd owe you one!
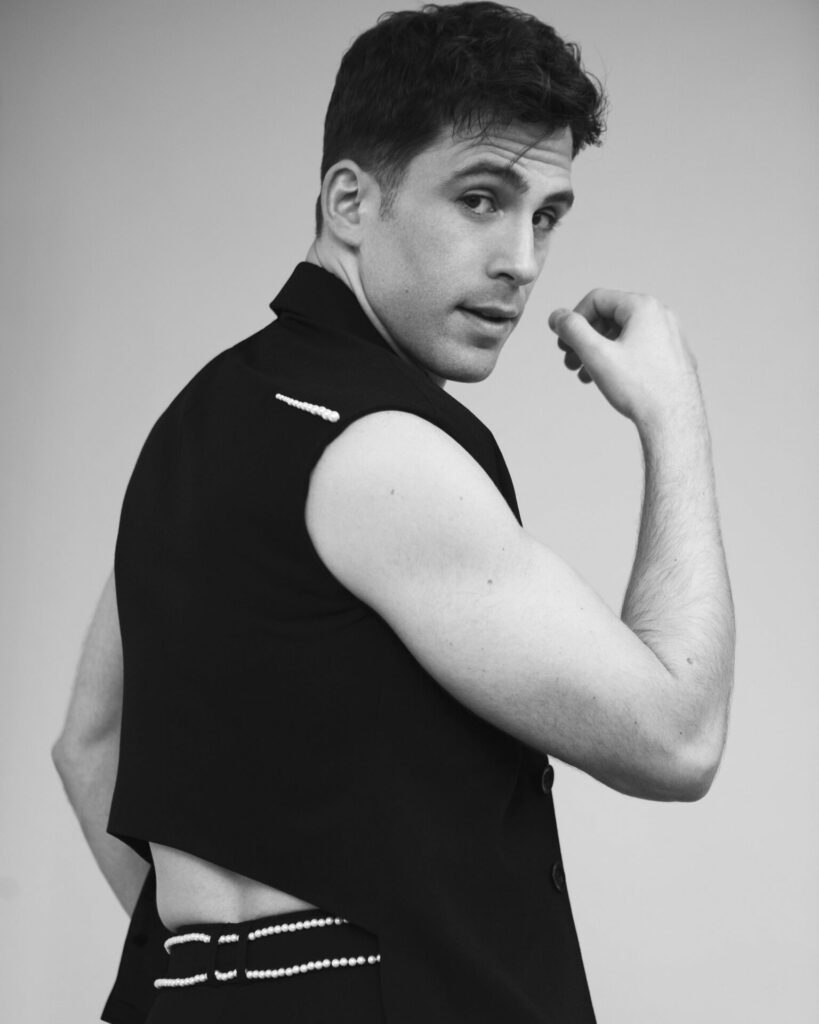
[275,392,340,423]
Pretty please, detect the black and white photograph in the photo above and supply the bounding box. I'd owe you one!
[2,1,817,1021]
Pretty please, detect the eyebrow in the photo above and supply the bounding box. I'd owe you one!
[447,160,575,211]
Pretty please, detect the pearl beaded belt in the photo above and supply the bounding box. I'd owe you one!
[155,908,381,990]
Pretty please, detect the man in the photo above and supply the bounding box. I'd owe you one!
[53,3,735,1022]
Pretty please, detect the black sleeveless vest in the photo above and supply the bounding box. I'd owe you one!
[103,263,595,1023]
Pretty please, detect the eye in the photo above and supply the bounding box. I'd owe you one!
[534,209,561,233]
[460,193,497,216]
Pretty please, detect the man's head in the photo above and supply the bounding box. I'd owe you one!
[311,2,607,383]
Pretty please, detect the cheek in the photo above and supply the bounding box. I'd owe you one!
[364,204,480,327]
[373,225,445,301]
[390,197,469,264]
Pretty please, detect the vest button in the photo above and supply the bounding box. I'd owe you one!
[540,763,554,793]
[551,861,566,893]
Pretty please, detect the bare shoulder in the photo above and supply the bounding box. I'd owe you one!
[306,409,521,606]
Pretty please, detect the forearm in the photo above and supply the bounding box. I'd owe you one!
[53,733,149,916]
[623,396,736,755]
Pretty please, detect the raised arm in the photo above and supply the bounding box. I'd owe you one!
[306,290,735,802]
[52,570,149,914]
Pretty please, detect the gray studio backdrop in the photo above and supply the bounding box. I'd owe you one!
[2,0,817,1021]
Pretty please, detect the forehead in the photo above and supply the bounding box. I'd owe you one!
[404,121,574,195]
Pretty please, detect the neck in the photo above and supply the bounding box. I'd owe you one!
[304,237,446,389]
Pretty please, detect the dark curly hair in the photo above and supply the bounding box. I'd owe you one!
[316,2,607,234]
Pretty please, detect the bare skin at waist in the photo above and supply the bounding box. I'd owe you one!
[150,842,318,933]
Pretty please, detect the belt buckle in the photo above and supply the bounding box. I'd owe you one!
[210,928,248,985]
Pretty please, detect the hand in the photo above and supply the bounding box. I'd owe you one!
[549,289,704,428]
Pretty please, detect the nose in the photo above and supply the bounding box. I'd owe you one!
[487,218,540,287]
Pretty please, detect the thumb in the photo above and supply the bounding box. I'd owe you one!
[548,308,603,355]
[548,308,615,386]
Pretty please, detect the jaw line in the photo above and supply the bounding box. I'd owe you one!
[306,238,451,385]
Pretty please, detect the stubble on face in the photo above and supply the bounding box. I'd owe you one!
[357,122,575,384]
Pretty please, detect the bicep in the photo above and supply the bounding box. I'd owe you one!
[307,412,677,794]
[56,569,124,753]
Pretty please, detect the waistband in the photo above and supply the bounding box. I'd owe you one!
[156,907,381,990]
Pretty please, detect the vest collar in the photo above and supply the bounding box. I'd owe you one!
[270,262,392,353]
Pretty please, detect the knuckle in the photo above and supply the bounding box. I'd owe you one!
[629,293,664,318]
[577,288,601,313]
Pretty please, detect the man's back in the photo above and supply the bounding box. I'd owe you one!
[103,262,597,1023]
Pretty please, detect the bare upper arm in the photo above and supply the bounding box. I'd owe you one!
[306,411,690,799]
[54,569,124,757]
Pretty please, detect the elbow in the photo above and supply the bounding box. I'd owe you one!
[51,737,76,798]
[51,735,68,771]
[603,690,731,802]
[625,749,718,803]
[51,730,117,806]
[617,718,725,802]
[600,736,722,802]
[669,753,718,802]
[51,729,107,779]
[51,734,77,779]
[52,712,121,774]
[659,730,725,802]
[647,681,731,802]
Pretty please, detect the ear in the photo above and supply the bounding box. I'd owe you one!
[319,160,380,248]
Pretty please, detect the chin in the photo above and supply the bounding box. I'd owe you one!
[448,365,496,384]
[440,351,501,384]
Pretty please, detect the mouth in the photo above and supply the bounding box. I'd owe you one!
[457,306,519,332]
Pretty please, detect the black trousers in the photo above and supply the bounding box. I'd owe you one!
[146,907,386,1023]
